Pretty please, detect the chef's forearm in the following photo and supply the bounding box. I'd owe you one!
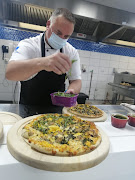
[68,79,82,94]
[6,58,44,81]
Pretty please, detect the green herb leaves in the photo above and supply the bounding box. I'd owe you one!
[65,59,77,80]
[54,92,75,97]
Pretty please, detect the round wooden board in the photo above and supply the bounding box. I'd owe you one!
[62,107,107,122]
[7,115,110,172]
[0,119,3,139]
[0,112,22,125]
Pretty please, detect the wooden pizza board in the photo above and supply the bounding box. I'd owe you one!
[0,119,3,139]
[7,115,110,172]
[62,107,107,122]
[0,112,22,125]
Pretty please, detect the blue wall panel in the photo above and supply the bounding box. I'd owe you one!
[1,26,135,57]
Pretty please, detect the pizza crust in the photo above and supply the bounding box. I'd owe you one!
[22,133,102,156]
[28,135,102,156]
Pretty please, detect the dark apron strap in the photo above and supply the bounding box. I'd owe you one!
[41,33,62,57]
[41,33,45,57]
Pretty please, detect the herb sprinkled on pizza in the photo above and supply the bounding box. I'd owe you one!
[68,104,103,118]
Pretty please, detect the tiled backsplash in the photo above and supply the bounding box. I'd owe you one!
[0,26,38,41]
[79,51,135,100]
[0,26,135,102]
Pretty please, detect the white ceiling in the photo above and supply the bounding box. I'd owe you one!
[85,0,135,13]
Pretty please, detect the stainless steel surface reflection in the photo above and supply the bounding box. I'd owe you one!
[96,105,134,122]
[0,104,134,121]
[0,104,19,115]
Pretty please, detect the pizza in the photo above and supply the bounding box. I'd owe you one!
[22,113,101,156]
[68,104,103,118]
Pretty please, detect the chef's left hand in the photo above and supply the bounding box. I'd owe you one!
[65,89,78,106]
[66,89,75,94]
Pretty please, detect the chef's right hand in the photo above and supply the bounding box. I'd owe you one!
[43,52,72,75]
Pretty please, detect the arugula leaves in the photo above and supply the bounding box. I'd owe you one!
[54,92,75,97]
[65,59,77,80]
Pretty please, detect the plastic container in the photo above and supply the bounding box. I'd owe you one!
[50,92,78,107]
[111,113,129,128]
[127,113,135,127]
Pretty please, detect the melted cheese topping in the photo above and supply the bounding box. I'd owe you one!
[23,113,101,156]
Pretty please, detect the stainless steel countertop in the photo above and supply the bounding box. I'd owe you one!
[96,105,134,121]
[0,104,19,114]
[0,104,134,121]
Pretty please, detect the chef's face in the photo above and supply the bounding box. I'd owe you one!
[46,15,74,40]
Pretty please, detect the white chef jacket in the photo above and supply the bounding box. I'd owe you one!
[10,33,81,81]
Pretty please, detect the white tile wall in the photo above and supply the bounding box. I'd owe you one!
[0,39,18,102]
[79,50,135,100]
[108,67,114,74]
[96,81,107,89]
[110,54,120,61]
[95,90,106,100]
[98,67,109,75]
[79,50,90,57]
[91,52,101,59]
[109,61,119,68]
[91,74,98,81]
[0,83,12,93]
[97,74,108,82]
[99,59,110,68]
[107,75,114,83]
[118,62,128,69]
[100,53,110,60]
[80,57,90,65]
[88,66,99,74]
[91,81,97,88]
[0,93,13,101]
[127,62,135,70]
[119,56,129,63]
[89,58,100,67]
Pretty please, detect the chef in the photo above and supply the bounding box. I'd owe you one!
[6,8,82,118]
